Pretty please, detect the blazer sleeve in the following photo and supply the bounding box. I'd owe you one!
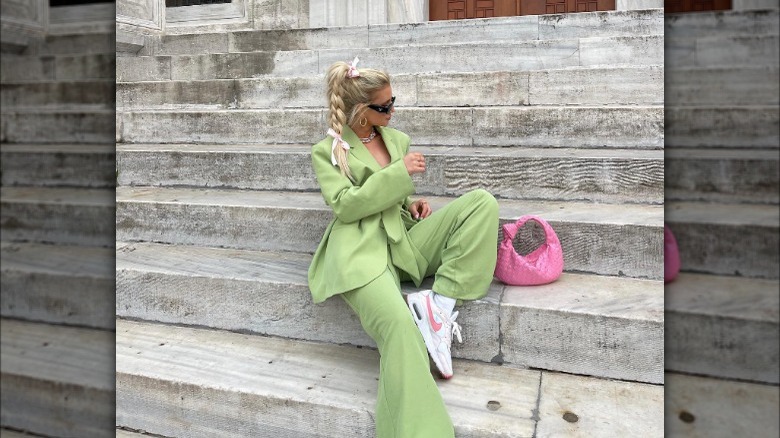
[312,141,416,224]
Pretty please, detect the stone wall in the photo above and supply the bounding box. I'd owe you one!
[733,0,779,10]
[0,0,47,52]
[616,0,663,10]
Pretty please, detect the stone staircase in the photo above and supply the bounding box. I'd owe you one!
[664,6,780,437]
[115,9,665,436]
[0,8,116,437]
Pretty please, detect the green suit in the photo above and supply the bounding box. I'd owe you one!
[308,125,499,437]
[308,125,426,304]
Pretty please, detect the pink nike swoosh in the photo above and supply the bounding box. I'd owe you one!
[426,294,443,332]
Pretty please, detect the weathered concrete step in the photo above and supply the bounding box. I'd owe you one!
[0,53,115,82]
[116,144,664,204]
[1,143,116,188]
[0,186,115,247]
[148,9,663,56]
[664,8,779,38]
[116,241,663,383]
[1,241,115,329]
[0,429,49,437]
[21,31,115,56]
[117,66,664,110]
[665,66,779,107]
[1,79,116,108]
[115,187,663,279]
[664,148,779,204]
[666,34,779,68]
[0,318,114,437]
[1,108,115,144]
[115,430,148,438]
[665,273,779,384]
[665,372,779,437]
[118,106,664,148]
[117,36,664,82]
[665,202,779,279]
[664,106,779,149]
[116,318,664,437]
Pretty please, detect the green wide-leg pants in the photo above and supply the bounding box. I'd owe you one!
[340,189,499,438]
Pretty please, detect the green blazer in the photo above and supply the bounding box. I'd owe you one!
[308,125,427,304]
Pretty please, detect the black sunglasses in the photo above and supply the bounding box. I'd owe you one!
[367,96,395,114]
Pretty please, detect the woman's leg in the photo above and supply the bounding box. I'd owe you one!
[402,189,499,378]
[406,188,499,301]
[340,266,454,438]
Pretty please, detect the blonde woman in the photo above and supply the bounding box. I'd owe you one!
[308,58,499,437]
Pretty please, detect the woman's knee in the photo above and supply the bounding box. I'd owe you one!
[468,189,498,217]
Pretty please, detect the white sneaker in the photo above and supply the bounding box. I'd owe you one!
[407,290,463,379]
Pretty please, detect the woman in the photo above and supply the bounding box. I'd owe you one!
[308,57,499,437]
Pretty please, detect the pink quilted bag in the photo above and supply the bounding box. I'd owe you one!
[494,215,564,286]
[664,224,680,283]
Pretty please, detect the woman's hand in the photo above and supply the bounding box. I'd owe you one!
[408,199,432,220]
[404,152,426,175]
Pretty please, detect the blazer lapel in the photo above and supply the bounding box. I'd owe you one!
[343,125,381,173]
[377,126,401,163]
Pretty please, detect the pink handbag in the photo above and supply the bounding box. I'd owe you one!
[494,215,564,286]
[664,224,680,283]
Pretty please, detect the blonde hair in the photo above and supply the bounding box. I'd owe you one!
[326,61,391,181]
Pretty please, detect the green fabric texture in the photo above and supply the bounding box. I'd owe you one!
[398,189,499,300]
[308,125,419,303]
[341,266,454,438]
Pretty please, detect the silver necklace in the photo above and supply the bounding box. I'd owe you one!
[359,129,377,143]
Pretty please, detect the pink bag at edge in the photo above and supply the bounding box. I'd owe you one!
[664,224,680,283]
[494,215,564,286]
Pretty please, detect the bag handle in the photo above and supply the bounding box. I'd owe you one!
[502,215,559,245]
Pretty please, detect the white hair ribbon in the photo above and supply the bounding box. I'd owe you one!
[346,57,360,78]
[327,128,351,166]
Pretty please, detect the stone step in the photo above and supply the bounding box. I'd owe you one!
[116,431,146,438]
[117,106,664,148]
[148,9,663,56]
[1,108,116,144]
[1,79,116,109]
[0,186,115,247]
[1,241,115,329]
[664,8,779,39]
[116,36,664,82]
[665,66,779,107]
[1,143,116,188]
[116,241,664,383]
[664,148,779,204]
[115,187,663,279]
[0,53,115,82]
[22,31,115,56]
[115,318,664,437]
[664,106,779,149]
[665,273,779,384]
[665,202,779,279]
[665,372,779,437]
[666,34,779,69]
[116,144,664,204]
[0,318,114,437]
[1,429,49,437]
[117,66,664,109]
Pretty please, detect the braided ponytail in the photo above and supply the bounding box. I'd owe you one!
[326,63,354,181]
[325,61,391,182]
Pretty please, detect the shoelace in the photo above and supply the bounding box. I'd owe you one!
[449,311,463,344]
[450,312,463,344]
[435,308,463,345]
